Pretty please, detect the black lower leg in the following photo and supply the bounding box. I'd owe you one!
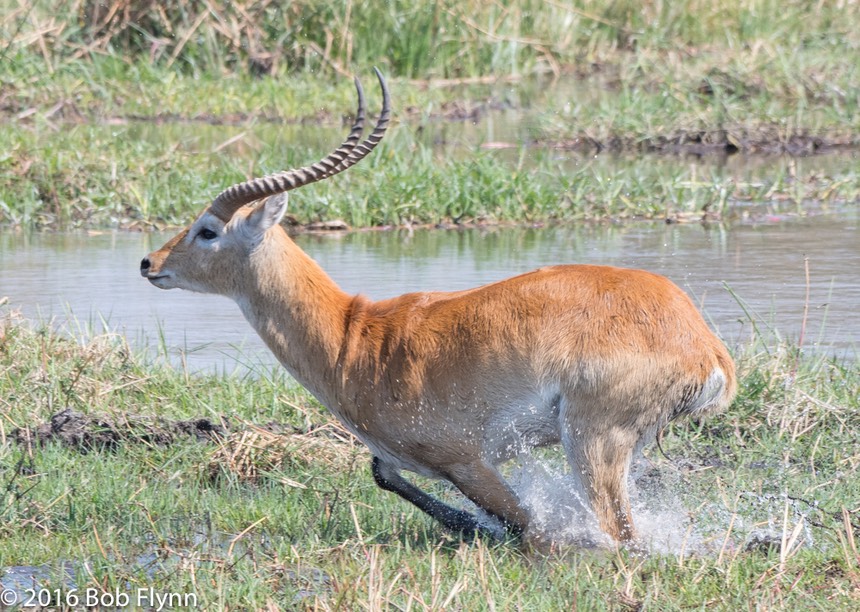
[372,456,496,539]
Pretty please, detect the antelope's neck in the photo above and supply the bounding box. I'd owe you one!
[236,233,352,407]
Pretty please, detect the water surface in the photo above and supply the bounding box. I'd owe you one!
[1,212,857,371]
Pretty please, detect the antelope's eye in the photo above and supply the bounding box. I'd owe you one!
[197,228,217,241]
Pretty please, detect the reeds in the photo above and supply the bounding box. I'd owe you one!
[4,1,858,79]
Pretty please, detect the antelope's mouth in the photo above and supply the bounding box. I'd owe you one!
[145,274,174,289]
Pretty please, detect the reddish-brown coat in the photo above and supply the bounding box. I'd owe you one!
[143,210,736,546]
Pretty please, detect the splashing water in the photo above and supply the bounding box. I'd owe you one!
[469,451,818,557]
[507,454,612,549]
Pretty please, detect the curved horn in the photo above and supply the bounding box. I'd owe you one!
[209,68,391,222]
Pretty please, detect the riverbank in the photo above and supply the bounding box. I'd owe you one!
[3,119,860,231]
[3,0,858,134]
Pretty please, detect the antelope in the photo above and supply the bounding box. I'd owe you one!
[140,69,737,548]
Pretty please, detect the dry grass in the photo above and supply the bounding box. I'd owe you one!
[4,0,858,78]
[208,420,363,485]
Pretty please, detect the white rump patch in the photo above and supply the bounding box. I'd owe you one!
[688,368,727,415]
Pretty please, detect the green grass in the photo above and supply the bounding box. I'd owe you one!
[3,0,858,79]
[532,46,859,152]
[1,306,858,609]
[2,120,859,230]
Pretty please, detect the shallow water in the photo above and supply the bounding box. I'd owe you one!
[1,211,858,371]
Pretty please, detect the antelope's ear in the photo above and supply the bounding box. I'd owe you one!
[246,193,289,237]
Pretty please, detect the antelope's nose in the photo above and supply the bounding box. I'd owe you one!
[140,257,151,276]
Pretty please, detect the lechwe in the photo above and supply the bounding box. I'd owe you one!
[141,70,736,548]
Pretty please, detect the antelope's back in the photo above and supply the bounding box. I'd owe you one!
[394,263,738,419]
[528,264,737,418]
[347,264,736,418]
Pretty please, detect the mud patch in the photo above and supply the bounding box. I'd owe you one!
[11,409,364,481]
[11,408,228,451]
[543,128,859,156]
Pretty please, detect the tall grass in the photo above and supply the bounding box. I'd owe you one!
[4,1,858,78]
[3,2,858,122]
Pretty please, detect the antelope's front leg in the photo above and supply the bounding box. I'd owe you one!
[445,460,532,538]
[372,457,493,539]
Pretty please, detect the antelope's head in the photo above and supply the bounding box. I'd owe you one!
[140,69,390,296]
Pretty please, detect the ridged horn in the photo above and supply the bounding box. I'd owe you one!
[209,67,391,222]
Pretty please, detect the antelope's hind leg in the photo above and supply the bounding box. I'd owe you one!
[562,417,639,543]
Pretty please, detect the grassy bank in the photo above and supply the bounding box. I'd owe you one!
[7,0,858,79]
[3,120,860,230]
[1,309,858,608]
